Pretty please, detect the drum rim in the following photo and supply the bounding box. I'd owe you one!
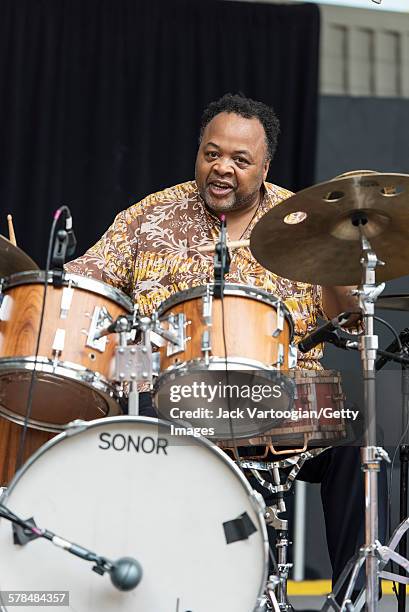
[2,271,134,312]
[0,357,120,432]
[0,415,269,607]
[157,283,294,339]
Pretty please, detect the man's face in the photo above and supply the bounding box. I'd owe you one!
[195,112,270,214]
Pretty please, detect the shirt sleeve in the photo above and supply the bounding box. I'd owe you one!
[65,208,139,297]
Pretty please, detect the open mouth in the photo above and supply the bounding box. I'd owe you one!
[208,181,234,197]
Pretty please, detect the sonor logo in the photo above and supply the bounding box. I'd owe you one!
[98,432,168,455]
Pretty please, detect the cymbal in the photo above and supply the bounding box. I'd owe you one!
[251,173,409,286]
[0,235,38,277]
[376,295,409,311]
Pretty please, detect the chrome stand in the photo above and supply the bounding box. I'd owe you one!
[322,223,409,611]
[238,449,328,611]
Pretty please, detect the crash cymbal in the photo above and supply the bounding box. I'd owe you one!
[376,295,409,311]
[251,172,409,286]
[0,235,38,277]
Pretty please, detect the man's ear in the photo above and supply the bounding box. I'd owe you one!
[263,159,270,181]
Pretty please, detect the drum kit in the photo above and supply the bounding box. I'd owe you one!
[1,172,409,611]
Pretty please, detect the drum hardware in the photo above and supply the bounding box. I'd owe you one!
[202,283,213,323]
[0,503,143,592]
[239,451,328,611]
[273,303,284,337]
[151,311,188,356]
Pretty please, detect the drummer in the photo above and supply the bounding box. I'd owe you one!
[65,93,382,596]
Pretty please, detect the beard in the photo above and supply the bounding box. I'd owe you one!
[202,185,261,213]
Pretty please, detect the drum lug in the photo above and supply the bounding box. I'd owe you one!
[201,330,212,365]
[288,344,298,369]
[202,285,213,325]
[273,344,285,370]
[59,284,74,319]
[52,328,66,354]
[272,301,284,337]
[152,352,160,375]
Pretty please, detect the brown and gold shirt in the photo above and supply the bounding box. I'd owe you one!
[66,180,325,369]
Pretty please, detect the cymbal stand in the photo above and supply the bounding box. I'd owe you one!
[322,220,409,612]
[356,228,386,611]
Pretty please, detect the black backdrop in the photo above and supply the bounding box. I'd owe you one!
[0,0,320,265]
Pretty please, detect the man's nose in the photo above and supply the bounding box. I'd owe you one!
[213,157,234,175]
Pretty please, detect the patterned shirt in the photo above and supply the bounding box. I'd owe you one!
[66,180,325,369]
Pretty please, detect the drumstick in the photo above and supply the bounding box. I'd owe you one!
[197,239,250,253]
[7,214,17,246]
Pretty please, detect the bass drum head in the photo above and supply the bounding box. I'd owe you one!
[0,417,268,612]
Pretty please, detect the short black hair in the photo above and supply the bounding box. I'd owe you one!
[199,93,280,161]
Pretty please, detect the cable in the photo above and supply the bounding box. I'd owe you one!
[220,290,245,476]
[374,316,402,352]
[15,205,70,472]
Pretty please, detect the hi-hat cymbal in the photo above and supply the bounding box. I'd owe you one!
[251,173,409,286]
[376,295,409,311]
[0,235,38,277]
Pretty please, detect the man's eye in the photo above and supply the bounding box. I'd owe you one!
[206,151,218,159]
[235,157,249,165]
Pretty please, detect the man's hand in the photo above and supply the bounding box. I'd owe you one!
[322,285,361,328]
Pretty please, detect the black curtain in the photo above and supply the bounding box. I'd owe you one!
[0,0,320,265]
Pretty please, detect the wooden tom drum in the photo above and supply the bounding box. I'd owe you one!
[0,271,133,431]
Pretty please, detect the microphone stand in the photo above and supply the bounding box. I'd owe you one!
[213,215,231,299]
[0,503,142,591]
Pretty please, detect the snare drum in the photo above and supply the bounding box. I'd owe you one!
[154,282,296,386]
[218,370,347,456]
[0,271,133,431]
[0,417,268,612]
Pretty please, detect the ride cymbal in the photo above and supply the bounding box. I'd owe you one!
[251,173,409,286]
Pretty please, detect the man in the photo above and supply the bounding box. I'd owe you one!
[66,94,379,597]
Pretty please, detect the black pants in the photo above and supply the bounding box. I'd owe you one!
[135,392,387,594]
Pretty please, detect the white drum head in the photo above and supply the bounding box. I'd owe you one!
[0,417,268,612]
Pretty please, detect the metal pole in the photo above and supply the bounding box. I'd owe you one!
[293,480,307,582]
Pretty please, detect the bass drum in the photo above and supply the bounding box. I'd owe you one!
[0,416,54,485]
[0,417,268,612]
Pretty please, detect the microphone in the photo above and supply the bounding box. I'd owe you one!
[65,209,77,258]
[298,312,352,353]
[110,557,143,591]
